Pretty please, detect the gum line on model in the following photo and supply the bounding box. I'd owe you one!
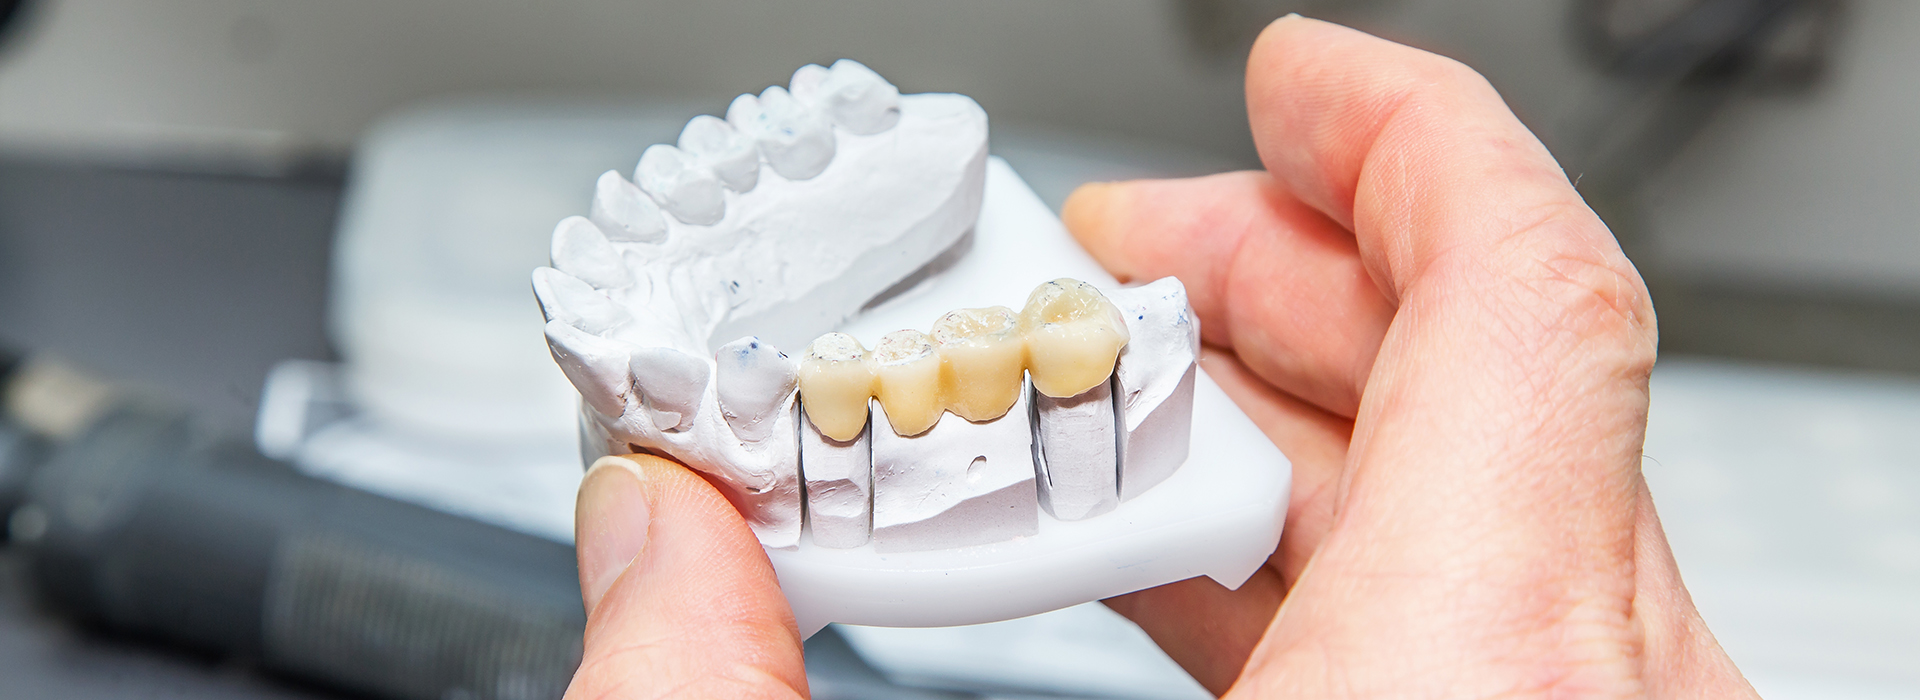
[532,59,1199,553]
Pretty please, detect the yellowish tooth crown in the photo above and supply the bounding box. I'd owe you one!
[932,306,1025,422]
[799,278,1130,437]
[1019,278,1130,398]
[798,332,875,442]
[870,330,943,436]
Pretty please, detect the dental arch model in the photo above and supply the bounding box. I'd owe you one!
[534,60,1288,635]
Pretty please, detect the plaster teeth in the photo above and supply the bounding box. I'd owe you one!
[588,170,669,243]
[1108,277,1201,501]
[544,320,633,417]
[677,115,760,193]
[870,329,943,437]
[797,333,875,442]
[629,345,709,431]
[788,63,831,105]
[635,143,726,226]
[931,306,1026,422]
[714,336,798,442]
[816,59,901,135]
[727,86,836,181]
[532,267,633,335]
[801,409,872,549]
[1019,279,1131,398]
[550,216,631,289]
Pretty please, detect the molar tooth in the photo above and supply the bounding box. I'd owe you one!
[931,306,1026,422]
[1019,278,1130,398]
[588,170,668,243]
[634,143,726,226]
[714,336,797,442]
[797,333,875,442]
[550,216,631,289]
[629,346,708,431]
[677,115,760,193]
[818,59,901,135]
[544,320,633,417]
[532,267,633,334]
[726,87,835,181]
[870,329,942,436]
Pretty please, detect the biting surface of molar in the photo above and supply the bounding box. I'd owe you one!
[715,336,798,442]
[678,115,760,193]
[1033,378,1119,521]
[628,345,708,431]
[635,144,726,226]
[871,383,1037,553]
[1107,277,1201,501]
[532,267,633,335]
[797,333,875,442]
[544,320,633,417]
[588,170,668,243]
[1019,278,1130,398]
[549,216,631,289]
[818,59,901,135]
[801,408,871,549]
[931,306,1026,422]
[870,329,942,437]
[727,87,835,181]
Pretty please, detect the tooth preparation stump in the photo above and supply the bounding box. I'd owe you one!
[536,61,1289,635]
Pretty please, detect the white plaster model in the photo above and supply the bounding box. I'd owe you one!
[1033,379,1120,521]
[800,411,872,549]
[1105,278,1202,500]
[534,61,1288,634]
[871,387,1037,553]
[534,60,986,548]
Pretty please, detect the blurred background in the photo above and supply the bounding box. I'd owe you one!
[0,0,1915,698]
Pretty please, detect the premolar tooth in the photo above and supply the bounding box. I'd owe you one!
[818,59,901,135]
[788,63,830,106]
[549,216,631,289]
[727,87,835,181]
[714,336,797,442]
[588,170,668,243]
[1108,277,1201,500]
[629,345,708,431]
[532,267,633,334]
[931,306,1025,422]
[677,115,760,193]
[544,320,633,417]
[1019,278,1130,398]
[797,333,874,442]
[870,329,942,436]
[635,144,725,226]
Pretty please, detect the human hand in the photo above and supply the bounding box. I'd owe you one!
[1066,15,1757,698]
[560,15,1759,699]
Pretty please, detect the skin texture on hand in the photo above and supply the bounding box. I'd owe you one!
[1068,15,1758,699]
[563,15,1760,699]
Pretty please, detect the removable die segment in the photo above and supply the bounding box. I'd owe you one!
[1032,377,1120,521]
[801,408,874,549]
[870,384,1038,553]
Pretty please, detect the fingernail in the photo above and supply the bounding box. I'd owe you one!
[576,460,651,615]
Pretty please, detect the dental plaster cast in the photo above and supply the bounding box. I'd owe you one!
[535,60,1291,635]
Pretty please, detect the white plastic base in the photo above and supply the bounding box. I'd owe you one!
[768,158,1291,636]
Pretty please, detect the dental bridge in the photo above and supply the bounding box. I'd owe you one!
[533,60,1290,635]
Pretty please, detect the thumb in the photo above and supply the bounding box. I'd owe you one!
[565,455,807,699]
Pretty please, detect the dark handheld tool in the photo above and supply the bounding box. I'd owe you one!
[0,350,585,700]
